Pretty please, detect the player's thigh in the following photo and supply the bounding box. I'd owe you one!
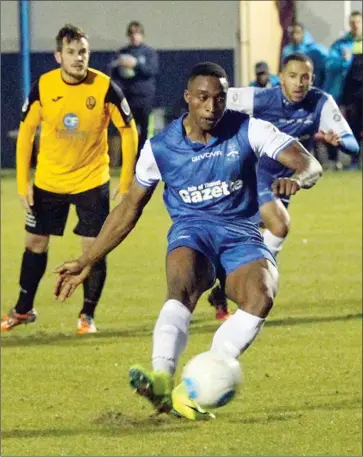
[166,246,215,311]
[72,182,110,237]
[259,199,291,238]
[25,185,70,238]
[226,259,278,318]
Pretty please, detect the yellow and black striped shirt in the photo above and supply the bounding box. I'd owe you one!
[17,67,138,195]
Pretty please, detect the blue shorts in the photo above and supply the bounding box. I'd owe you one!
[257,155,294,209]
[167,217,276,280]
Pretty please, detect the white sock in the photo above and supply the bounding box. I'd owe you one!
[152,299,191,374]
[210,309,265,358]
[263,229,285,257]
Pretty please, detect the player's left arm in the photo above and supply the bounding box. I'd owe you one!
[316,95,360,155]
[106,80,139,195]
[249,118,323,196]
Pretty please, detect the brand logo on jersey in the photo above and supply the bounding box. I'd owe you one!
[22,98,29,113]
[179,179,243,204]
[232,92,239,103]
[121,98,131,116]
[192,150,222,162]
[86,96,96,109]
[63,113,79,130]
[52,96,63,102]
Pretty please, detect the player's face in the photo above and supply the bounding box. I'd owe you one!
[280,60,314,103]
[184,76,227,132]
[349,15,362,38]
[55,38,90,82]
[291,25,304,45]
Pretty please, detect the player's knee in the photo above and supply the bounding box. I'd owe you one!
[237,284,275,318]
[25,233,49,254]
[269,218,290,238]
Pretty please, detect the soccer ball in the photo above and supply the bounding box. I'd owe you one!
[182,351,242,409]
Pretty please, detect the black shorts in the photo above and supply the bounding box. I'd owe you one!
[25,183,110,237]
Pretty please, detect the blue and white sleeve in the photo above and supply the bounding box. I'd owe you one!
[226,87,255,115]
[319,96,359,156]
[248,117,296,159]
[135,140,161,188]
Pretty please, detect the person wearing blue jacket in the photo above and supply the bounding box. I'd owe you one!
[110,21,159,156]
[249,62,280,88]
[282,23,328,89]
[324,11,362,104]
[323,11,362,170]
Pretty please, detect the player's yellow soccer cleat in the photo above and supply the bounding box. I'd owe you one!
[77,314,97,334]
[129,365,173,414]
[1,308,37,332]
[171,381,216,421]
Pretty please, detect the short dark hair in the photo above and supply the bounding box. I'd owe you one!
[350,10,362,17]
[281,52,314,69]
[127,21,144,36]
[188,62,228,84]
[56,24,88,52]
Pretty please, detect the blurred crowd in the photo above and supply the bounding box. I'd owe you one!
[108,12,362,169]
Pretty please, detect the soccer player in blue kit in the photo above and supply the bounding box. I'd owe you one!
[208,53,360,318]
[54,63,323,420]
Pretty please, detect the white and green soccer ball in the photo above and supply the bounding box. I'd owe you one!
[182,351,242,409]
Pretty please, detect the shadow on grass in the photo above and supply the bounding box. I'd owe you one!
[2,312,362,349]
[3,393,361,441]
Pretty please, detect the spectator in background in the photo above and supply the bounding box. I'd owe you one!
[342,27,362,169]
[249,62,280,88]
[324,11,362,170]
[110,21,159,156]
[282,22,328,89]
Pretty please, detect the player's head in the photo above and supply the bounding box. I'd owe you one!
[349,11,362,38]
[127,21,144,46]
[289,22,304,45]
[255,61,270,87]
[184,62,228,132]
[280,53,314,103]
[55,24,90,82]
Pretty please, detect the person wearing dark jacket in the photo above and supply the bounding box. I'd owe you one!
[110,21,159,156]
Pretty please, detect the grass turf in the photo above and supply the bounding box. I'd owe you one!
[1,170,362,456]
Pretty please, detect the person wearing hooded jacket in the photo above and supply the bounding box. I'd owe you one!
[282,22,328,89]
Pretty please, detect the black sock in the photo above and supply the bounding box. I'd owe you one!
[219,273,226,296]
[15,249,48,314]
[80,259,106,318]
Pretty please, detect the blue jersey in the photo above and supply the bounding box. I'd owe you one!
[135,111,295,223]
[227,85,354,151]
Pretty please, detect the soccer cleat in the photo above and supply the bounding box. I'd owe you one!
[77,314,97,334]
[1,308,37,332]
[171,381,215,421]
[208,286,231,320]
[128,365,173,414]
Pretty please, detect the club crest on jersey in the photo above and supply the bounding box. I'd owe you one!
[121,98,131,116]
[86,96,96,109]
[226,142,239,160]
[63,113,79,130]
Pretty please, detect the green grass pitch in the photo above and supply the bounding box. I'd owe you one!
[1,170,362,456]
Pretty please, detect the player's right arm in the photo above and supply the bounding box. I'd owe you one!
[54,139,161,301]
[226,87,255,115]
[16,80,42,212]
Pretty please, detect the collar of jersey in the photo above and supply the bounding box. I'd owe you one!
[178,114,220,150]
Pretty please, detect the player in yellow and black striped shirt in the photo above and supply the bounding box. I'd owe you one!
[1,24,139,334]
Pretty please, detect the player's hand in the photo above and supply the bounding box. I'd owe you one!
[19,185,34,213]
[53,260,91,302]
[314,129,340,147]
[119,54,137,68]
[343,47,352,61]
[272,178,301,197]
